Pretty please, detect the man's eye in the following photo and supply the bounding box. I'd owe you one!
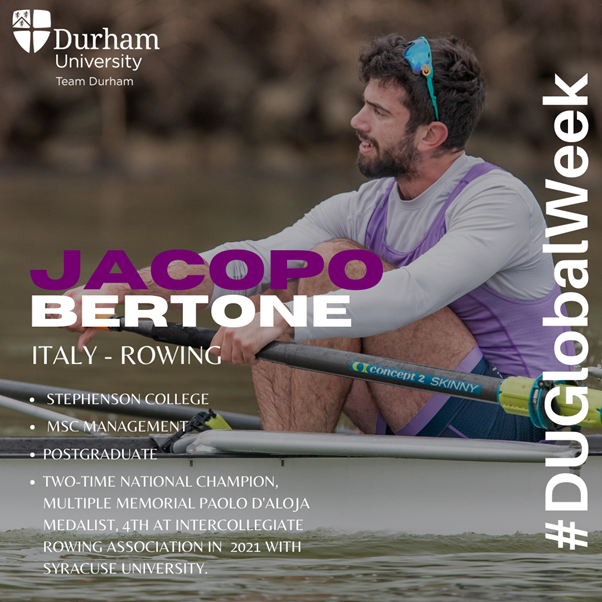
[373,107,383,116]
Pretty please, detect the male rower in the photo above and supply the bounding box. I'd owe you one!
[65,35,571,441]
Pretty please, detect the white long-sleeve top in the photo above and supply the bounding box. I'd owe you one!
[201,153,554,342]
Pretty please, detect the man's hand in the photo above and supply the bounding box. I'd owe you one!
[210,312,294,365]
[61,284,125,351]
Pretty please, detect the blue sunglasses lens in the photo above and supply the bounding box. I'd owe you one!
[403,37,439,121]
[404,38,432,74]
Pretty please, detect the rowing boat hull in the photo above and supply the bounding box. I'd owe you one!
[2,433,600,536]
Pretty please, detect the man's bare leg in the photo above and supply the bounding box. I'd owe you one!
[251,246,360,432]
[252,239,477,433]
[252,334,359,432]
[342,307,476,433]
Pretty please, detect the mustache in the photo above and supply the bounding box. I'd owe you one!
[354,130,378,149]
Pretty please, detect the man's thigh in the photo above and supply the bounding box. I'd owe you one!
[343,306,477,434]
[250,238,477,433]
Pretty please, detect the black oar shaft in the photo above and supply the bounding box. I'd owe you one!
[112,318,502,405]
[115,319,215,349]
[263,342,501,404]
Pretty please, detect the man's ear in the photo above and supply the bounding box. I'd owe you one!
[415,122,449,152]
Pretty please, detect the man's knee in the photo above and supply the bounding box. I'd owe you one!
[250,280,299,312]
[310,238,368,262]
[299,239,394,295]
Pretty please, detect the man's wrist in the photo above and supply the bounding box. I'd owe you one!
[274,312,294,337]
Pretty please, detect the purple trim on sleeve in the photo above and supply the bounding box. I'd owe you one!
[365,163,500,268]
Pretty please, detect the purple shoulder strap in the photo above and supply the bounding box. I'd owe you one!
[364,162,501,268]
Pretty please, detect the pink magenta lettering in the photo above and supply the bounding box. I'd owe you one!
[329,249,383,290]
[31,249,382,291]
[151,249,205,290]
[270,250,324,289]
[30,250,81,291]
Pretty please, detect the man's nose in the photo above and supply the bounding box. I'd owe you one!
[350,105,368,131]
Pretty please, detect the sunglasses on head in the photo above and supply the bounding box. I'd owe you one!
[403,36,439,122]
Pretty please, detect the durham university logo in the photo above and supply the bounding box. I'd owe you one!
[13,9,51,53]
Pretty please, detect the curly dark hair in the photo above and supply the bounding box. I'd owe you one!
[358,34,485,151]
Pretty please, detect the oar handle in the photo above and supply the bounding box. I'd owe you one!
[108,317,502,404]
[109,316,216,349]
[104,317,602,429]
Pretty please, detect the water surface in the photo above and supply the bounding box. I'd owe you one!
[1,530,601,602]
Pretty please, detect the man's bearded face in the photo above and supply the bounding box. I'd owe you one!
[355,127,420,180]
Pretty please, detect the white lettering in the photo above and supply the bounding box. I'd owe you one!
[211,296,255,328]
[124,296,168,327]
[542,292,588,328]
[81,295,119,328]
[260,296,307,327]
[542,74,588,106]
[545,474,588,511]
[554,110,588,143]
[32,296,76,327]
[544,386,589,426]
[170,295,209,327]
[313,295,351,327]
[553,260,588,289]
[544,180,587,238]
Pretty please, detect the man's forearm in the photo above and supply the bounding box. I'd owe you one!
[107,262,214,309]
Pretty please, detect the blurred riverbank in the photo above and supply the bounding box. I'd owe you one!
[1,0,600,177]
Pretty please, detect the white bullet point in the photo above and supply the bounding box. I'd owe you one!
[30,452,35,458]
[29,397,35,403]
[30,425,35,430]
[30,480,35,485]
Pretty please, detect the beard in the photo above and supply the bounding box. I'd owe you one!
[356,130,421,181]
